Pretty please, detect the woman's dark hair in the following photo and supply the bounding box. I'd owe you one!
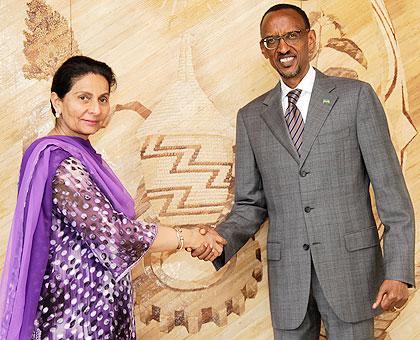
[260,4,310,31]
[50,55,116,114]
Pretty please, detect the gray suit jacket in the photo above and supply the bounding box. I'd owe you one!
[214,70,415,330]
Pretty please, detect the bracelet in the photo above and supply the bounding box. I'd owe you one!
[393,302,407,312]
[174,228,184,250]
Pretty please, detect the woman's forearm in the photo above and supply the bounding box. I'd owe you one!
[149,226,202,252]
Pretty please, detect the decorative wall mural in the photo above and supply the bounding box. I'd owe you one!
[137,35,235,226]
[22,0,81,151]
[23,0,80,80]
[133,35,263,333]
[309,12,368,79]
[0,0,418,339]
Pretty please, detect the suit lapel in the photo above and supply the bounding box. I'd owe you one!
[260,83,300,164]
[299,70,337,167]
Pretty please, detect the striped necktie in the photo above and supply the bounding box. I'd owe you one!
[285,89,304,155]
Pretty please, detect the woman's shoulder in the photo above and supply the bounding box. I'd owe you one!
[24,136,67,158]
[23,136,91,166]
[25,136,78,161]
[23,136,51,155]
[19,137,76,184]
[27,135,92,150]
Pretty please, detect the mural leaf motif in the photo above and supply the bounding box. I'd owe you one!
[23,0,80,80]
[323,67,359,79]
[326,37,368,69]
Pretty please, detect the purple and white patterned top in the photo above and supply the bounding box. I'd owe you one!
[32,157,157,340]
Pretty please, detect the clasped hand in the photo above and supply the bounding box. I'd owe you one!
[187,225,227,262]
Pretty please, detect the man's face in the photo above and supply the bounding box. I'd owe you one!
[260,9,315,88]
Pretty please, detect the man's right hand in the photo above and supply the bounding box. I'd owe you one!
[187,226,226,262]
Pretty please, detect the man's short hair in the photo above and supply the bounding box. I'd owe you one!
[260,4,310,31]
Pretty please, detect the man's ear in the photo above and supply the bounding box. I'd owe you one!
[307,29,316,55]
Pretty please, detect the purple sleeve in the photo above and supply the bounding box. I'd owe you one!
[52,156,158,280]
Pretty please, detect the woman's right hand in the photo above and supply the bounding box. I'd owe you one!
[185,226,227,261]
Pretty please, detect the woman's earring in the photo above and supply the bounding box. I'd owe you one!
[54,110,61,118]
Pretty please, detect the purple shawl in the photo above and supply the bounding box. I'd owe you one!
[0,136,135,339]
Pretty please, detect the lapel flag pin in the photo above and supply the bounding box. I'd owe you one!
[323,99,331,105]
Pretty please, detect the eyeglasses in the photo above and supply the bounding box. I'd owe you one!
[260,29,309,50]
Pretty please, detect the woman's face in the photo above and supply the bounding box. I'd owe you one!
[51,73,110,139]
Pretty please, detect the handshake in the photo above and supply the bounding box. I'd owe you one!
[185,226,227,262]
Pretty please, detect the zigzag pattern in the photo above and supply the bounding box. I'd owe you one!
[140,135,234,217]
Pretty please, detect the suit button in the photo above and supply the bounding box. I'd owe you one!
[303,244,310,251]
[300,170,308,177]
[304,206,312,213]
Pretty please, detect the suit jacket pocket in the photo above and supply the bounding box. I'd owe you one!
[267,242,281,261]
[318,127,350,144]
[344,226,380,252]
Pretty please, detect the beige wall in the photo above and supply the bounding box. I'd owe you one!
[0,1,418,339]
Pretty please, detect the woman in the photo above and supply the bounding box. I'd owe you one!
[0,56,226,339]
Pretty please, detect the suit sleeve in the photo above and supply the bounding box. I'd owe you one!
[356,83,415,287]
[214,109,267,270]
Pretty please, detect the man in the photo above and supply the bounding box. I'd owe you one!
[191,3,415,339]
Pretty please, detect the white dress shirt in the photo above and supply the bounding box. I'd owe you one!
[280,66,316,122]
